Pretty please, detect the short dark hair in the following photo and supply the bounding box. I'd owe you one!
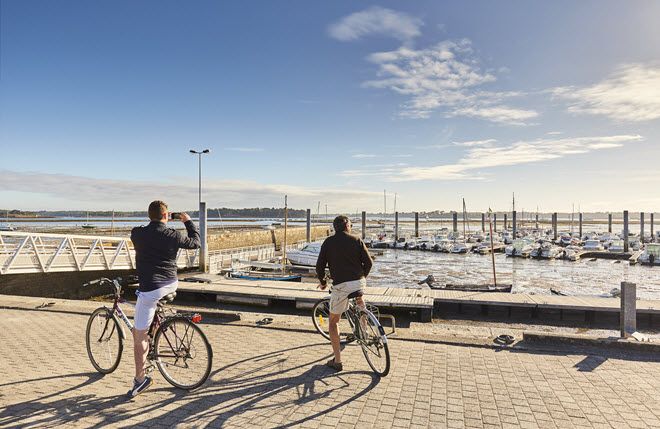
[333,215,350,233]
[148,200,168,221]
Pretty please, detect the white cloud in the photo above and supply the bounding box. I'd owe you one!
[553,63,660,122]
[328,7,422,42]
[224,147,264,152]
[0,170,380,211]
[362,40,537,124]
[340,134,643,181]
[453,139,497,147]
[546,131,563,136]
[351,153,378,159]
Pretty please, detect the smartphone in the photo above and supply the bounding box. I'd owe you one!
[169,212,182,220]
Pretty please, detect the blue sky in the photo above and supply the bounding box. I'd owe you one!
[1,1,659,213]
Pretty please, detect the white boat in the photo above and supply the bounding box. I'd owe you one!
[286,242,323,266]
[608,239,625,253]
[0,223,15,231]
[583,239,604,251]
[639,243,660,265]
[505,238,534,257]
[435,239,453,252]
[450,241,472,253]
[418,236,436,251]
[530,242,563,259]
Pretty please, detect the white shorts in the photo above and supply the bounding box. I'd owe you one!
[134,281,178,331]
[330,278,366,314]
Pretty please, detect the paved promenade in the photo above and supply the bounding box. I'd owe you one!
[1,306,659,428]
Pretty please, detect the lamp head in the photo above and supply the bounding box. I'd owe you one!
[189,149,196,154]
[203,149,210,154]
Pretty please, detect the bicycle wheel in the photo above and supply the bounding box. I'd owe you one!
[357,310,390,377]
[311,298,355,344]
[154,317,212,390]
[86,307,123,374]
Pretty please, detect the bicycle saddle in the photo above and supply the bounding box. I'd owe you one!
[347,290,364,299]
[158,292,177,305]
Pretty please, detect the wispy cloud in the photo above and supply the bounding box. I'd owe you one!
[553,63,660,122]
[340,134,643,181]
[0,170,380,210]
[328,7,422,42]
[453,139,497,147]
[351,153,378,159]
[362,40,538,124]
[224,147,264,152]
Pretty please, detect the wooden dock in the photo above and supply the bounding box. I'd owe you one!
[164,274,660,325]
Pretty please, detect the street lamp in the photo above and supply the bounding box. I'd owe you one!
[189,149,210,208]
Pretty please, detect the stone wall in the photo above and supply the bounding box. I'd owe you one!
[207,226,330,251]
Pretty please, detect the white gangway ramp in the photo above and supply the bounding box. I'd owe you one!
[0,231,198,275]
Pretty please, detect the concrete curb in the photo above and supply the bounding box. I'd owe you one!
[522,331,660,354]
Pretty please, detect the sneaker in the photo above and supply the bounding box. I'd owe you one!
[127,376,153,398]
[325,359,343,372]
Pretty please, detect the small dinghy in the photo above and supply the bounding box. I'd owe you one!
[227,271,302,282]
[418,275,511,293]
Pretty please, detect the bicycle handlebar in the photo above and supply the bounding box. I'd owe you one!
[82,275,139,288]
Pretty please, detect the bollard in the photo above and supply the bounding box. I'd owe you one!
[512,210,517,238]
[200,202,208,273]
[623,210,629,252]
[361,211,366,239]
[640,212,645,244]
[620,282,637,338]
[452,212,458,233]
[481,213,485,233]
[579,212,583,238]
[306,208,311,242]
[414,212,419,238]
[394,211,399,241]
[608,213,612,233]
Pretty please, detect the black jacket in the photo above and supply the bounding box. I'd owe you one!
[131,220,200,292]
[316,231,373,286]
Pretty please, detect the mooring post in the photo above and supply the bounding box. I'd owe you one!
[305,208,311,242]
[481,213,485,232]
[493,213,497,232]
[414,212,419,238]
[651,213,655,242]
[361,211,366,239]
[199,201,208,273]
[535,213,539,230]
[640,212,645,244]
[623,210,629,252]
[608,213,612,233]
[579,212,583,238]
[504,213,508,231]
[394,211,399,241]
[452,212,458,233]
[512,210,517,238]
[620,282,637,338]
[553,212,558,241]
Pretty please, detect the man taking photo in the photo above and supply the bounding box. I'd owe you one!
[316,215,373,371]
[128,200,200,397]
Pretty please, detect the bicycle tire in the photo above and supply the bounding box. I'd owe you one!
[86,307,123,374]
[358,311,390,377]
[311,298,356,344]
[154,317,212,390]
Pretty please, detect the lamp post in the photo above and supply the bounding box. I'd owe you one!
[189,149,210,208]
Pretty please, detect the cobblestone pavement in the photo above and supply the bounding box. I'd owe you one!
[1,308,659,428]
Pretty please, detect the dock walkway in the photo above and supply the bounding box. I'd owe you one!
[169,274,660,324]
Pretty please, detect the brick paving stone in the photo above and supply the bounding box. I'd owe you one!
[1,308,659,428]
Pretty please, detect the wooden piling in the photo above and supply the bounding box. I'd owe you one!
[623,210,629,252]
[394,211,399,241]
[640,212,645,244]
[552,213,558,241]
[651,213,655,242]
[608,213,612,233]
[305,208,311,242]
[481,213,485,232]
[512,210,517,238]
[414,212,419,238]
[452,212,458,233]
[535,213,539,230]
[579,212,583,238]
[361,211,366,239]
[504,213,508,231]
[493,213,497,232]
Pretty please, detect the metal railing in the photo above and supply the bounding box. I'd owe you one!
[208,244,277,272]
[0,231,197,275]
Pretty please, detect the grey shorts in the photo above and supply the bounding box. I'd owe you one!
[329,278,366,314]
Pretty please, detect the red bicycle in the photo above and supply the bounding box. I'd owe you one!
[84,276,212,390]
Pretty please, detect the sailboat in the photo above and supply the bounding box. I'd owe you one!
[82,212,96,229]
[0,211,15,231]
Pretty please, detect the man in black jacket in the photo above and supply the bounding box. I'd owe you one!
[316,215,373,371]
[128,200,200,397]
